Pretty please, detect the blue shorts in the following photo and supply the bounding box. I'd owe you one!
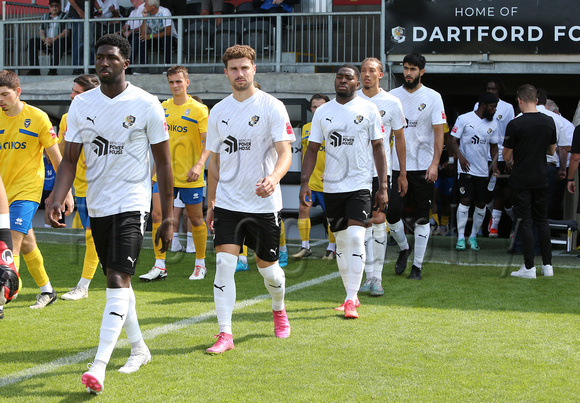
[75,197,91,229]
[153,183,203,205]
[9,200,39,234]
[434,176,454,196]
[306,190,326,211]
[174,187,203,205]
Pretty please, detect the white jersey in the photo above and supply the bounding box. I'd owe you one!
[357,88,405,178]
[309,96,383,193]
[451,111,498,178]
[207,90,294,214]
[474,98,515,162]
[537,105,569,165]
[66,83,169,218]
[389,85,446,171]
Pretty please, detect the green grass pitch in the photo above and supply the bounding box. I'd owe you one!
[0,228,579,401]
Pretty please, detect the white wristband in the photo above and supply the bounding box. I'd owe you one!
[0,213,9,229]
[448,157,455,164]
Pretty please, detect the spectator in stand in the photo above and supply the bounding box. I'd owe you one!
[253,0,299,13]
[131,0,178,70]
[93,0,121,39]
[119,0,145,40]
[27,0,69,76]
[201,0,224,26]
[68,0,95,74]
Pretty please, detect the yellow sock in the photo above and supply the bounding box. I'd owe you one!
[441,215,450,227]
[72,212,83,229]
[279,220,286,247]
[328,225,335,243]
[14,254,20,272]
[298,218,311,242]
[23,246,49,287]
[152,222,166,260]
[241,245,247,257]
[430,211,440,226]
[192,222,207,260]
[82,229,99,280]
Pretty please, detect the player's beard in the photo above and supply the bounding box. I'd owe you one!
[403,75,420,90]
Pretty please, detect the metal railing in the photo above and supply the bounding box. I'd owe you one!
[0,3,384,75]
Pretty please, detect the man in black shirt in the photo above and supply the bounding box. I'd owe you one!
[503,84,557,279]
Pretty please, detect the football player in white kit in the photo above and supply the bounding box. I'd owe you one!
[49,34,174,394]
[205,45,294,354]
[300,64,388,319]
[387,52,446,280]
[357,57,407,297]
[451,93,499,251]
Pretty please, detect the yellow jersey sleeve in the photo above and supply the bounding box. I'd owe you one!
[301,122,325,192]
[0,103,58,204]
[164,96,209,189]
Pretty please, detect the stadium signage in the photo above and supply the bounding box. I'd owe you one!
[385,0,580,54]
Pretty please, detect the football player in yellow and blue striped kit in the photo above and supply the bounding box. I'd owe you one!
[140,65,211,281]
[0,69,74,308]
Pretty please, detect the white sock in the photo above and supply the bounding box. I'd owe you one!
[214,252,237,335]
[40,282,53,294]
[95,288,131,364]
[413,223,430,268]
[301,240,310,249]
[456,203,470,240]
[334,230,349,292]
[258,262,286,311]
[195,258,205,267]
[372,222,387,279]
[171,233,181,247]
[364,226,373,276]
[186,232,195,251]
[154,259,166,269]
[123,287,143,344]
[77,277,91,290]
[327,242,336,252]
[346,226,365,302]
[279,244,287,253]
[470,207,486,238]
[491,209,502,230]
[388,220,409,251]
[239,255,247,264]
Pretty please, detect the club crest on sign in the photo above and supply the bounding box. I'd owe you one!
[391,26,406,44]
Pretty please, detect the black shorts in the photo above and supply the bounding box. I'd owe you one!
[387,170,433,224]
[90,211,149,276]
[371,176,390,214]
[324,189,371,233]
[213,207,281,262]
[457,173,490,204]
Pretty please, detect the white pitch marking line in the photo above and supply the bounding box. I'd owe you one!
[0,272,340,388]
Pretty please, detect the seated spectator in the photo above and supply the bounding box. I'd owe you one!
[119,0,145,40]
[27,0,69,76]
[94,0,121,39]
[201,0,224,26]
[131,0,178,69]
[252,0,299,13]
